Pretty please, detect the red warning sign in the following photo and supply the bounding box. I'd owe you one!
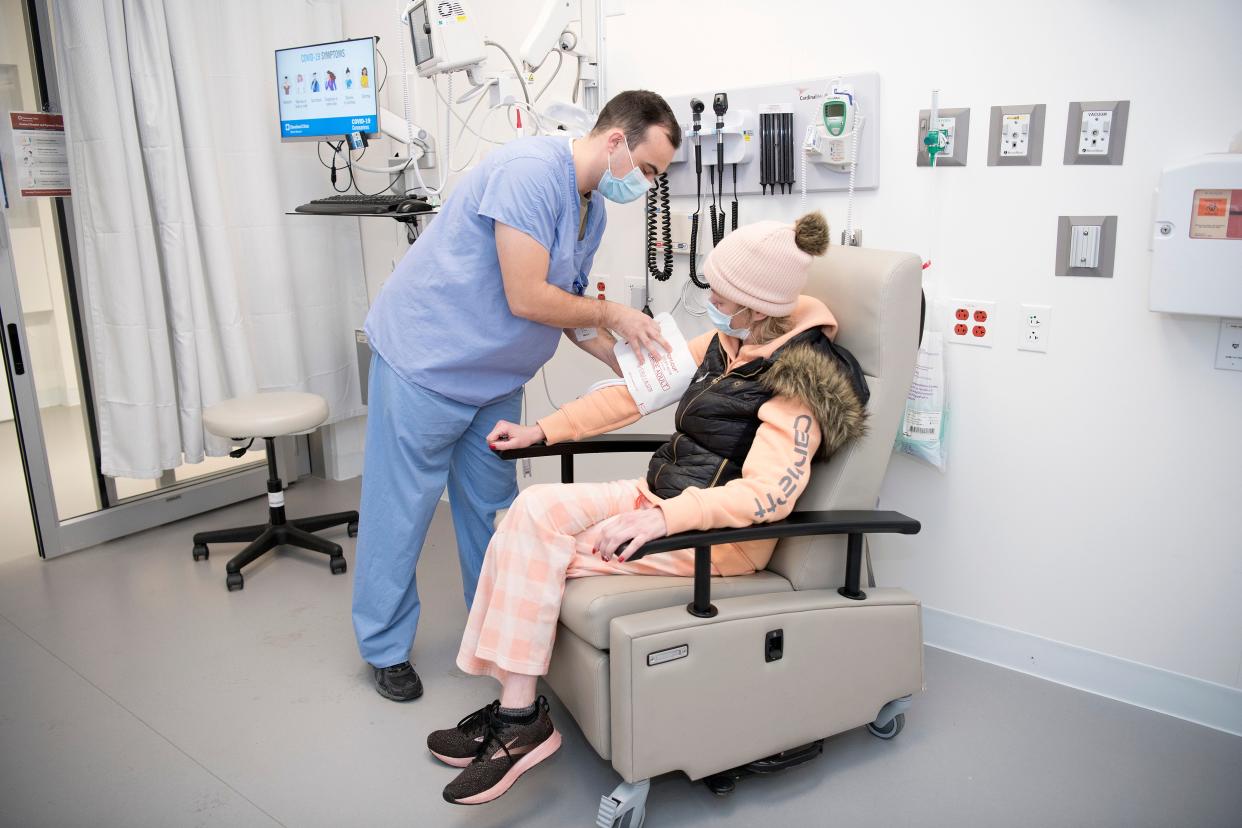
[1190,189,1242,240]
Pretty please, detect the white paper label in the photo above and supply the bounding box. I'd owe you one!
[574,327,597,342]
[902,410,941,442]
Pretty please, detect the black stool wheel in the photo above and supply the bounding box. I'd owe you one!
[192,543,209,561]
[226,572,244,591]
[347,520,359,538]
[330,556,347,575]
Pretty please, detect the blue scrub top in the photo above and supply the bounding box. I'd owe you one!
[365,136,607,407]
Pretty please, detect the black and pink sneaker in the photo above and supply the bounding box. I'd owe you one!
[440,696,561,805]
[427,701,499,768]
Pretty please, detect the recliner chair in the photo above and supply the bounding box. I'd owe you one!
[501,245,924,827]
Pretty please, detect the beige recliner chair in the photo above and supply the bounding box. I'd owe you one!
[503,246,924,827]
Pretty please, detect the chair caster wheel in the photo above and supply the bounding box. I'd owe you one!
[867,712,905,740]
[346,521,358,538]
[703,774,735,796]
[192,543,209,561]
[226,572,244,591]
[330,556,347,575]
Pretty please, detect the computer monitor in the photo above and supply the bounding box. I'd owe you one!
[275,37,378,142]
[408,1,435,69]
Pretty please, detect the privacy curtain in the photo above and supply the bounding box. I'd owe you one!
[52,0,368,478]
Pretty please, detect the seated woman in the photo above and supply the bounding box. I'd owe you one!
[428,211,869,805]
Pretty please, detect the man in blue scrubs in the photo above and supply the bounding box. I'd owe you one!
[354,91,681,700]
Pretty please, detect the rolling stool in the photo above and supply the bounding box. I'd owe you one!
[191,392,358,591]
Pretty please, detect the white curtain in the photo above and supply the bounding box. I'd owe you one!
[52,0,369,478]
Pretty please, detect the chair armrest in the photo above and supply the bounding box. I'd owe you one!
[626,510,920,617]
[627,510,919,558]
[496,434,670,483]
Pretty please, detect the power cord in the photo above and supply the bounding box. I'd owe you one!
[645,172,672,282]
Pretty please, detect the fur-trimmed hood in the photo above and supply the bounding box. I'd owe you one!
[762,339,868,456]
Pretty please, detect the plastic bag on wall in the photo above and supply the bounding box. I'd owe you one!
[894,331,949,471]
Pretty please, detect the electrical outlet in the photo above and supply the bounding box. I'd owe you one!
[942,299,996,347]
[624,275,647,311]
[669,211,698,255]
[1018,304,1051,353]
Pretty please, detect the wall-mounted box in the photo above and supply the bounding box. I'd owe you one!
[1149,153,1242,318]
[988,104,1045,166]
[1063,100,1129,166]
[917,107,969,167]
[1056,216,1118,278]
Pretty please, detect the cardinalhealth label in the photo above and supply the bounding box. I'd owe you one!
[10,112,70,197]
[1189,189,1242,240]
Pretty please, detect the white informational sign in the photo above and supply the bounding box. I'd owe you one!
[9,112,69,197]
[275,38,378,139]
[614,313,696,415]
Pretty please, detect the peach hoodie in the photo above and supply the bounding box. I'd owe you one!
[537,296,838,575]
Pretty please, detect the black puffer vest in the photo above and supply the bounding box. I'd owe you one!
[646,329,868,500]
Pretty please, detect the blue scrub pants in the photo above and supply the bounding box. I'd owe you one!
[352,353,521,669]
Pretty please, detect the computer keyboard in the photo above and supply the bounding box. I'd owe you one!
[295,194,432,215]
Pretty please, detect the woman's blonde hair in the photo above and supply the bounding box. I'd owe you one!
[743,311,793,345]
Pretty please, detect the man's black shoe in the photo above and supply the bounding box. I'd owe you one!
[373,661,423,701]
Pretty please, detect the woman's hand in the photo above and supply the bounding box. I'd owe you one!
[487,421,545,451]
[593,506,669,562]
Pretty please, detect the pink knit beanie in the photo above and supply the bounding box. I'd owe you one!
[703,212,830,316]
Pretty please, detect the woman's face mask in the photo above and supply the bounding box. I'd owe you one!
[597,135,651,204]
[706,301,751,340]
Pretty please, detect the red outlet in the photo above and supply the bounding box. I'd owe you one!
[954,323,968,336]
[597,281,606,290]
[972,325,987,337]
[974,310,988,322]
[955,308,970,321]
[597,293,606,300]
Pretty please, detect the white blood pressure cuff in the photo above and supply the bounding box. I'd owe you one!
[613,313,696,415]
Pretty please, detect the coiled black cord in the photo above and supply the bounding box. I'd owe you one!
[688,212,708,288]
[689,135,709,289]
[731,163,739,231]
[645,173,673,282]
[709,162,726,245]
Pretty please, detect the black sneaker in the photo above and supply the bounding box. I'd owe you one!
[373,661,423,701]
[427,701,500,767]
[441,696,561,805]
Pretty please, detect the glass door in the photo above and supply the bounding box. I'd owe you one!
[0,0,301,558]
[0,334,39,564]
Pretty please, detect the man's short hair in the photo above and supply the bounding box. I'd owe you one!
[591,90,682,151]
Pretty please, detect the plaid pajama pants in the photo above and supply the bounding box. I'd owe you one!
[456,479,749,681]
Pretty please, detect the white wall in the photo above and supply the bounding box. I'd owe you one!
[343,1,1242,692]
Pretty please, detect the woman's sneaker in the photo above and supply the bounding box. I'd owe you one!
[427,701,500,767]
[441,696,561,805]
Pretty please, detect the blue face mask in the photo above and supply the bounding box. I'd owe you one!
[597,136,651,203]
[706,302,750,340]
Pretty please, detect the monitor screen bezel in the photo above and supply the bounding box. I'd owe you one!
[408,1,436,69]
[275,35,379,143]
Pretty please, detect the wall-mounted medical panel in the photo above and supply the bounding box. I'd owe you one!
[662,72,880,198]
[1063,100,1129,166]
[988,104,1046,166]
[916,106,969,167]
